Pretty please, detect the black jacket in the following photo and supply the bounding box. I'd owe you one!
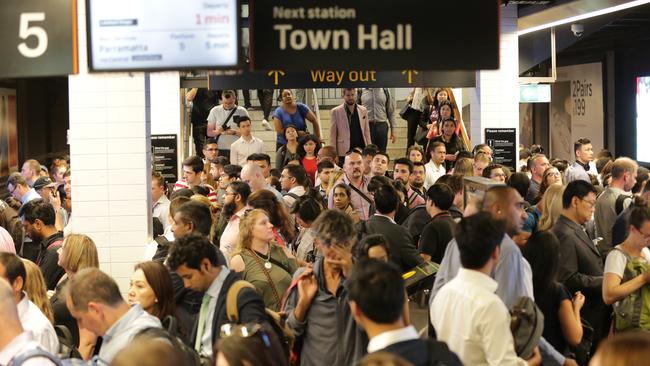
[419,213,456,264]
[362,215,423,272]
[380,339,463,366]
[37,231,65,290]
[189,271,268,347]
[551,215,607,341]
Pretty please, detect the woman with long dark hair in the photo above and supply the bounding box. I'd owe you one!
[522,231,584,353]
[128,261,176,321]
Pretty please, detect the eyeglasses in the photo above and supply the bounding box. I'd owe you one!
[7,185,17,194]
[580,198,597,208]
[220,323,271,347]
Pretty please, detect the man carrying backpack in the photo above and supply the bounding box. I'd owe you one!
[167,234,269,360]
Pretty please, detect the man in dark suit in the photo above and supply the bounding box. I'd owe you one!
[349,258,462,366]
[167,234,268,358]
[361,184,423,272]
[551,180,607,349]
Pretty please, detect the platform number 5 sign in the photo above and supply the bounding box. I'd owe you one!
[18,13,48,58]
[0,0,77,78]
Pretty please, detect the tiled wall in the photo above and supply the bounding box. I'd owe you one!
[470,4,520,148]
[68,0,153,292]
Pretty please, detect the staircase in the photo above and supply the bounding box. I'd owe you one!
[248,107,410,167]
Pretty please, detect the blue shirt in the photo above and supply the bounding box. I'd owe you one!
[274,103,309,144]
[95,304,161,365]
[21,188,41,205]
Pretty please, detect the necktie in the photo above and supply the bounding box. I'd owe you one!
[195,293,212,352]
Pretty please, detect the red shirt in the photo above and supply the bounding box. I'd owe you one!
[302,156,317,186]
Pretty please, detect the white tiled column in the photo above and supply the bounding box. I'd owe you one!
[68,0,152,291]
[470,5,519,148]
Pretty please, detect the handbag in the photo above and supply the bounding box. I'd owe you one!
[399,102,413,119]
[510,296,545,360]
[570,318,594,366]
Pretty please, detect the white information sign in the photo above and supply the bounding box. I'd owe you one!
[87,0,239,71]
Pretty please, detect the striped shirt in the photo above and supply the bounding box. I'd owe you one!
[173,180,217,204]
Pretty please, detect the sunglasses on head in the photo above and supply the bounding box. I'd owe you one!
[220,323,271,347]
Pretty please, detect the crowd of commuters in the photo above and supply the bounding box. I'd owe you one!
[1,88,649,366]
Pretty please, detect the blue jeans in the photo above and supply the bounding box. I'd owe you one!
[370,121,389,152]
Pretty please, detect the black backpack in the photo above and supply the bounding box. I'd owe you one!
[615,194,633,215]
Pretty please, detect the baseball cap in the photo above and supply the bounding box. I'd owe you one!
[33,177,57,191]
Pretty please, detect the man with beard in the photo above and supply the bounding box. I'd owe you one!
[18,199,64,290]
[393,158,425,210]
[328,151,373,221]
[408,162,427,208]
[330,88,372,166]
[202,138,220,164]
[218,182,251,260]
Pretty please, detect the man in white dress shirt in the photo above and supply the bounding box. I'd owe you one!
[0,279,59,366]
[431,212,541,366]
[424,142,446,189]
[0,253,58,354]
[229,116,265,166]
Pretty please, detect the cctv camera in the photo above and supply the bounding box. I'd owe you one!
[571,23,584,37]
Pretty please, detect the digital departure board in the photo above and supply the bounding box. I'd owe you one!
[86,0,239,71]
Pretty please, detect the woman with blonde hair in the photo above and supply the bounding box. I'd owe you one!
[538,184,566,231]
[229,209,298,311]
[451,158,473,178]
[22,259,54,323]
[52,233,99,352]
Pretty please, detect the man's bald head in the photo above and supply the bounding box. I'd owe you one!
[482,186,514,211]
[482,186,527,236]
[240,162,265,191]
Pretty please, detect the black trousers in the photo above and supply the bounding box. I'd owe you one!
[257,89,274,120]
[404,109,423,152]
[192,124,207,158]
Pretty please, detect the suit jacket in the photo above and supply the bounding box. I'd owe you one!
[330,103,371,157]
[551,215,607,340]
[363,215,423,272]
[380,339,463,366]
[189,271,268,347]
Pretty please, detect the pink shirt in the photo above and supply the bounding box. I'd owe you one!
[173,180,217,204]
[219,208,246,259]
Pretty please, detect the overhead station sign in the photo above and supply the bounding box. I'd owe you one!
[250,0,499,71]
[208,69,476,89]
[87,0,240,71]
[0,0,78,78]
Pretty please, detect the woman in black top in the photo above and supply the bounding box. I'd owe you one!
[522,231,585,354]
[431,118,465,171]
[275,125,301,170]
